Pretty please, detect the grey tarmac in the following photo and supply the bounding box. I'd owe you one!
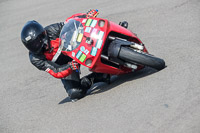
[0,0,200,133]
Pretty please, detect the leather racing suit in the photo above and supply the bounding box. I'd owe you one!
[29,13,107,100]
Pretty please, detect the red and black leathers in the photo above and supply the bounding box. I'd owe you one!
[27,12,110,100]
[29,14,86,79]
[28,13,99,100]
[29,23,74,79]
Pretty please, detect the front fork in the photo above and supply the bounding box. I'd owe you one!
[106,36,145,70]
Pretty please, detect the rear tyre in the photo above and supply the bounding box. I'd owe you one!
[119,47,165,70]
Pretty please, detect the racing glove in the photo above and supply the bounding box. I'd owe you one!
[29,52,80,79]
[45,61,79,79]
[86,9,99,18]
[68,60,79,72]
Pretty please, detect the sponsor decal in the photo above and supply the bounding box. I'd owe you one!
[82,19,87,23]
[79,54,87,62]
[25,36,31,41]
[98,31,104,39]
[80,46,85,52]
[85,27,92,33]
[90,29,104,40]
[91,28,98,34]
[85,19,93,26]
[84,49,89,55]
[91,47,97,56]
[76,50,87,62]
[82,19,105,57]
[72,52,75,57]
[85,19,97,27]
[76,51,82,59]
[77,33,83,42]
[90,20,97,27]
[95,39,103,49]
[91,28,98,38]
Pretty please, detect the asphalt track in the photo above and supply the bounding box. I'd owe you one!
[1,0,200,133]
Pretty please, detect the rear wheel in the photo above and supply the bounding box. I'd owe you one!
[119,47,165,70]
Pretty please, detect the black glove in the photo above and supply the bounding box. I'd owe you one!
[68,60,79,71]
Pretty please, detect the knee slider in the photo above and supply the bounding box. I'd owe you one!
[68,88,84,100]
[81,77,92,89]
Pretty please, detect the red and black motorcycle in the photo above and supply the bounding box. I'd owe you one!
[59,13,165,75]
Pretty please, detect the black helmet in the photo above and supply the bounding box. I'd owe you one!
[21,20,48,54]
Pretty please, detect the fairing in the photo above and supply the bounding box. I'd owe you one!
[59,17,146,74]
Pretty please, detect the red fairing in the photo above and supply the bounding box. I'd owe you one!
[46,68,72,79]
[61,17,149,75]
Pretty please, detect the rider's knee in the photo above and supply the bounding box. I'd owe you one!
[67,88,85,100]
[81,77,92,90]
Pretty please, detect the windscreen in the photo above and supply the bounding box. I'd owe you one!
[59,19,84,51]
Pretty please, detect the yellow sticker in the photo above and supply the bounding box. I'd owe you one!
[77,33,83,42]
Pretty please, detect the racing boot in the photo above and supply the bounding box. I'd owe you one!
[119,21,128,29]
[80,77,93,94]
[67,88,84,101]
[68,77,92,102]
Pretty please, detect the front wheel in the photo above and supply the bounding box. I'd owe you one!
[119,47,165,70]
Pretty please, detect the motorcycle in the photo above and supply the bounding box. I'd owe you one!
[58,14,165,75]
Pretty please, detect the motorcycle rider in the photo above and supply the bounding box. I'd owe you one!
[21,10,128,101]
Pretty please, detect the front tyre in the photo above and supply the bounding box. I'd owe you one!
[119,47,165,70]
